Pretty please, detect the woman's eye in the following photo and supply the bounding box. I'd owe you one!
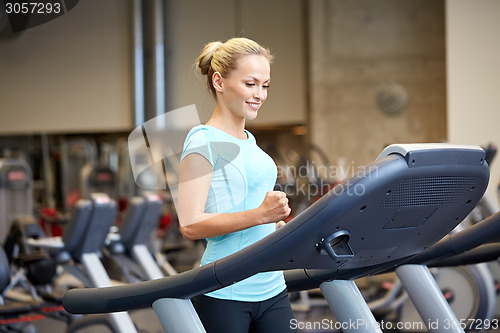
[263,85,270,89]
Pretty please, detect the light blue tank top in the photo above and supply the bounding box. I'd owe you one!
[180,125,286,301]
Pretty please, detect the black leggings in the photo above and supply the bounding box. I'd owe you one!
[192,290,297,333]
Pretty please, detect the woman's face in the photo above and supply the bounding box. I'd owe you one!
[216,54,271,120]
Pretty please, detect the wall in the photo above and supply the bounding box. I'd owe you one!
[0,0,132,134]
[164,0,306,126]
[309,0,447,173]
[446,0,500,197]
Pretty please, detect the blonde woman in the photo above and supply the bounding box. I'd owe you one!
[177,37,296,332]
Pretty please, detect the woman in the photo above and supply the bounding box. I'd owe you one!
[177,37,297,332]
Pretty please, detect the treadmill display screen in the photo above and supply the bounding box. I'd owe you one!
[96,172,112,182]
[8,170,26,181]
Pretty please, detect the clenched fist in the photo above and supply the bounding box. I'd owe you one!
[257,191,291,224]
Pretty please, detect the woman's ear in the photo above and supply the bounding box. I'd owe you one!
[212,72,223,93]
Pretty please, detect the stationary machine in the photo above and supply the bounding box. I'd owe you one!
[63,144,491,333]
[0,158,120,332]
[29,193,139,333]
[42,139,119,237]
[0,158,33,244]
[0,158,59,302]
[0,245,40,332]
[105,192,178,282]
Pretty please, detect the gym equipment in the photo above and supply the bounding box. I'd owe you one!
[107,192,203,332]
[414,233,500,332]
[62,143,490,333]
[365,184,500,332]
[106,192,177,281]
[399,264,495,332]
[3,216,58,298]
[391,143,498,332]
[461,185,500,322]
[80,165,118,203]
[2,237,101,333]
[286,210,500,332]
[58,139,98,212]
[0,245,41,333]
[0,158,118,331]
[42,138,121,237]
[0,158,33,244]
[285,213,500,332]
[0,158,61,306]
[116,193,163,256]
[29,193,138,333]
[395,192,500,332]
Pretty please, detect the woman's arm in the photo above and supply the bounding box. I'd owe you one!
[177,153,291,240]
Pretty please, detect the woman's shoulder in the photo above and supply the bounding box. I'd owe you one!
[181,125,216,164]
[184,125,212,142]
[186,124,208,135]
[186,125,256,146]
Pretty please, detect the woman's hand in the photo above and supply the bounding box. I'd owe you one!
[257,191,291,224]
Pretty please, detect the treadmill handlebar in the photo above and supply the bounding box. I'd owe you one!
[428,243,500,267]
[63,263,220,314]
[406,210,500,265]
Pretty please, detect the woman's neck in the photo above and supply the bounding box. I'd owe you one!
[206,104,247,139]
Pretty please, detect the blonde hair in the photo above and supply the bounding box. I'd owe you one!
[197,37,273,96]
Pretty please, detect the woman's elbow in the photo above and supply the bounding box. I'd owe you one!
[179,224,201,241]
